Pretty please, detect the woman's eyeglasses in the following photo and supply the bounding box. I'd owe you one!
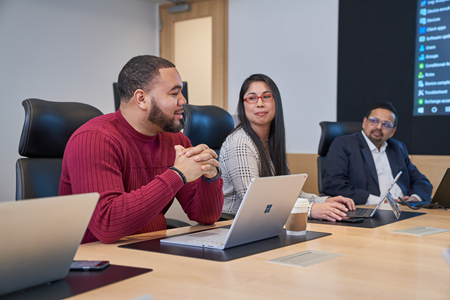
[368,117,394,130]
[243,93,274,103]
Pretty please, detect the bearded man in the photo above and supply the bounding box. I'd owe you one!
[322,101,432,205]
[59,55,223,244]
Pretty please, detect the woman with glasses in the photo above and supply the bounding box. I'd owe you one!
[219,74,355,221]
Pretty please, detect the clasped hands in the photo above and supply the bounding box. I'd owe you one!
[173,144,219,183]
[310,196,355,221]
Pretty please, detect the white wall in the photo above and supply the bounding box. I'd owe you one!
[228,0,339,153]
[0,0,338,202]
[0,0,159,202]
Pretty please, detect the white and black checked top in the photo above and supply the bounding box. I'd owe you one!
[219,127,326,214]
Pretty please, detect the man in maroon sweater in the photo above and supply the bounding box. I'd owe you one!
[59,55,224,244]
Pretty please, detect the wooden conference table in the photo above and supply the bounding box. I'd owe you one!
[71,206,450,300]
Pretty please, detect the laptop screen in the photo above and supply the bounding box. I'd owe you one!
[370,171,402,218]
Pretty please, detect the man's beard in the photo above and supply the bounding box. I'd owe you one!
[369,129,383,144]
[148,96,183,133]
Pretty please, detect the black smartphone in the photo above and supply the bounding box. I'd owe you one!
[70,260,110,271]
[339,217,364,223]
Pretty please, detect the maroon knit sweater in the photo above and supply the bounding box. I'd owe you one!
[59,110,224,244]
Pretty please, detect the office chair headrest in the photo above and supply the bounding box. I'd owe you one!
[19,98,103,158]
[318,121,362,156]
[182,104,234,151]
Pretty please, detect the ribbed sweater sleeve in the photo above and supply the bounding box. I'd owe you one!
[59,111,223,244]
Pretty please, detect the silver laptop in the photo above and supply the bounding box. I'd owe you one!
[0,193,99,296]
[346,171,402,219]
[161,174,308,250]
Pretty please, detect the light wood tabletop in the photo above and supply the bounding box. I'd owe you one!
[70,206,450,300]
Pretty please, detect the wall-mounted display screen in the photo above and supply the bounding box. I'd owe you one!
[414,0,450,116]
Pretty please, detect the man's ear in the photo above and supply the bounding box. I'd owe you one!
[362,117,368,128]
[133,89,150,111]
[389,127,397,138]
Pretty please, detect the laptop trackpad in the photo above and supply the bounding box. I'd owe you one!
[189,232,220,238]
[161,228,229,244]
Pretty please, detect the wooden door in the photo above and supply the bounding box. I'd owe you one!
[159,0,228,109]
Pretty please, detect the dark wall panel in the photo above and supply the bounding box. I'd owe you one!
[338,0,450,155]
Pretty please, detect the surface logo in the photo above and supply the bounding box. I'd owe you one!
[264,204,273,213]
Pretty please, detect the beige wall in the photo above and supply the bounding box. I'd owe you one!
[287,154,450,197]
[410,155,450,196]
[287,154,320,195]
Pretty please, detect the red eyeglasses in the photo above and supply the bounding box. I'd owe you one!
[243,93,274,103]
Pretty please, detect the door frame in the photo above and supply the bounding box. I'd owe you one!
[159,0,228,109]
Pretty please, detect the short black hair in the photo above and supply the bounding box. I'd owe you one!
[365,101,399,127]
[118,55,175,102]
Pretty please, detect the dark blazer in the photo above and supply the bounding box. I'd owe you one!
[322,132,432,205]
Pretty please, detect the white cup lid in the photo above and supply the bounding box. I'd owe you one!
[294,198,309,208]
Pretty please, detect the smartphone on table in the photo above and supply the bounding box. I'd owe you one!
[70,260,110,271]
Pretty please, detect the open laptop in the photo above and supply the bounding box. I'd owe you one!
[0,193,99,296]
[398,168,450,209]
[161,174,308,250]
[345,171,402,219]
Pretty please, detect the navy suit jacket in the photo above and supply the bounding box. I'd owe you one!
[322,132,432,205]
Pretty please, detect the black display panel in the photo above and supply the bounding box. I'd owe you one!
[338,0,450,155]
[414,0,450,116]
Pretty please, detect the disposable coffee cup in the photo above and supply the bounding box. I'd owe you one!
[285,198,309,235]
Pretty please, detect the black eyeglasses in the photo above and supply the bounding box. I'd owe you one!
[243,93,274,103]
[368,117,394,130]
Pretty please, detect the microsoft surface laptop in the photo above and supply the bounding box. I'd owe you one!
[345,171,402,219]
[399,168,450,208]
[161,174,308,250]
[0,193,99,296]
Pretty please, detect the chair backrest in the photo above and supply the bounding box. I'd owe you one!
[317,121,362,195]
[16,98,103,200]
[182,104,234,156]
[181,82,188,104]
[113,82,121,111]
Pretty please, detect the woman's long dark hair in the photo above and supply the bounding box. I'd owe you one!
[233,74,289,177]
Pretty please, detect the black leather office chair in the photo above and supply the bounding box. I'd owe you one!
[16,98,104,200]
[317,121,362,195]
[182,104,235,221]
[113,82,121,111]
[182,104,234,157]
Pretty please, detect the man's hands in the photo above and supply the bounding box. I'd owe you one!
[395,195,419,202]
[310,196,356,221]
[172,144,220,183]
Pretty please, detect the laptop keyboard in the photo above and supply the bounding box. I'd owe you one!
[346,208,373,218]
[188,233,228,246]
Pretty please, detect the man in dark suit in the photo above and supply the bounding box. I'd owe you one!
[322,102,432,205]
